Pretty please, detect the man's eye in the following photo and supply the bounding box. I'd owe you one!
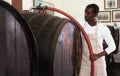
[85,12,89,14]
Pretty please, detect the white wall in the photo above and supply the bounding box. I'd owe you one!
[3,0,103,18]
[43,0,120,26]
[1,0,109,18]
[22,0,33,11]
[3,0,12,4]
[43,0,104,18]
[3,0,120,26]
[3,0,33,11]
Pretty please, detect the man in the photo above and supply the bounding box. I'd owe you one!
[77,4,116,76]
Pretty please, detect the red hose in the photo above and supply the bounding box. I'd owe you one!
[45,7,95,76]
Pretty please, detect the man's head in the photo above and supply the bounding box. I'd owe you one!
[86,4,99,14]
[84,4,99,22]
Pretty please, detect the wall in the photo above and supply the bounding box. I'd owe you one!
[4,0,12,4]
[43,0,120,26]
[22,0,33,11]
[3,0,33,11]
[3,0,120,26]
[43,0,104,18]
[3,0,103,19]
[3,0,118,19]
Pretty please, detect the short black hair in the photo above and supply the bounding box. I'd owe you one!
[86,4,99,14]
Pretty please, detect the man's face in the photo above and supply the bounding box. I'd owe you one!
[84,7,96,22]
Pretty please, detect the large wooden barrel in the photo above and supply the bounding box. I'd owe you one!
[21,12,82,76]
[0,1,39,76]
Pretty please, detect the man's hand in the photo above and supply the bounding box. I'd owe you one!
[90,51,107,61]
[90,54,99,61]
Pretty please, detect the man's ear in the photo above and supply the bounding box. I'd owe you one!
[94,13,98,17]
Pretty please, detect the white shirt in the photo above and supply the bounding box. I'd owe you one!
[77,19,116,54]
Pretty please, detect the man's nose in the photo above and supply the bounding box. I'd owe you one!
[85,13,88,17]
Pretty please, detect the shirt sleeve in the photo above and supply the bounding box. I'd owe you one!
[103,25,116,54]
